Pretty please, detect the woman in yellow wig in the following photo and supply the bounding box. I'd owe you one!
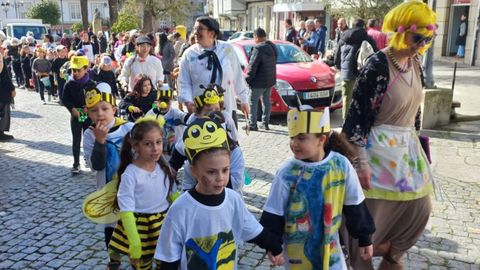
[341,1,436,269]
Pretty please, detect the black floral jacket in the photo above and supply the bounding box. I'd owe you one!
[341,51,423,146]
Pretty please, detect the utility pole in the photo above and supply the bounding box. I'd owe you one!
[423,0,436,89]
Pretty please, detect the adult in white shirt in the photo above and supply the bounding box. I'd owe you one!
[119,35,164,92]
[178,16,250,125]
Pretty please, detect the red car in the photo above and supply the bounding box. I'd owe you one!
[231,40,342,114]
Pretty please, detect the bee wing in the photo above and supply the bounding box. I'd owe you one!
[82,178,120,224]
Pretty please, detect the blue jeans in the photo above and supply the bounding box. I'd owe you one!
[457,45,465,57]
[249,87,272,127]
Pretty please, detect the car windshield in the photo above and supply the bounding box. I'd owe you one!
[11,25,47,39]
[229,32,241,40]
[244,43,313,64]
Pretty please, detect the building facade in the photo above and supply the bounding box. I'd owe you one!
[434,0,480,65]
[272,0,329,41]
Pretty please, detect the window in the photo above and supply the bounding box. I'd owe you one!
[258,7,264,28]
[70,3,81,20]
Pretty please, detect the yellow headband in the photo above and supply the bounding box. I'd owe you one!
[287,107,330,137]
[183,117,229,162]
[85,88,116,109]
[134,115,165,129]
[157,89,173,100]
[194,88,220,108]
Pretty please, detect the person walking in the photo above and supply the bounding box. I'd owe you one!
[156,33,176,89]
[367,19,388,50]
[342,1,437,269]
[455,14,468,58]
[0,46,16,141]
[315,19,328,59]
[284,19,297,45]
[334,19,378,119]
[177,16,250,126]
[118,35,164,92]
[245,28,277,131]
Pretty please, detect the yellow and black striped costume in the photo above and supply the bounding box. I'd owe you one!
[109,212,166,269]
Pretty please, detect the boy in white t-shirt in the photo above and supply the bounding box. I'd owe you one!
[154,117,284,269]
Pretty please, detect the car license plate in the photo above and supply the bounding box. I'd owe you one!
[304,90,329,99]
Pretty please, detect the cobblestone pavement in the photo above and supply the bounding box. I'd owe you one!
[1,89,479,269]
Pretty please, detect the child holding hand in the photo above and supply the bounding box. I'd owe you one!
[260,106,375,270]
[154,117,283,269]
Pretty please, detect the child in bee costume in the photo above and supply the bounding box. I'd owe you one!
[145,84,189,158]
[168,85,245,193]
[82,82,135,252]
[107,116,180,270]
[260,106,375,270]
[154,117,284,269]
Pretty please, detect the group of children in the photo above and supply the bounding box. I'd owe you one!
[72,51,375,269]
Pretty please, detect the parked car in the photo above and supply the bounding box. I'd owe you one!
[219,29,236,41]
[228,31,254,42]
[231,40,342,114]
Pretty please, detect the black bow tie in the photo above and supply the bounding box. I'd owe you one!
[198,50,223,85]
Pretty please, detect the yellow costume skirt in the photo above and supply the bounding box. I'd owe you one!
[109,211,166,259]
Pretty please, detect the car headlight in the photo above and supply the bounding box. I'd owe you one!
[275,79,295,96]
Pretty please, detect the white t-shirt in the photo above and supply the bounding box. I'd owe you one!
[118,163,172,214]
[154,189,262,269]
[263,151,364,270]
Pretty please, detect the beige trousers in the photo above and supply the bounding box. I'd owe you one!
[346,196,432,270]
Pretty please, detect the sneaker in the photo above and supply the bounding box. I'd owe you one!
[71,165,81,175]
[260,123,270,130]
[0,132,14,141]
[42,100,47,105]
[48,95,52,102]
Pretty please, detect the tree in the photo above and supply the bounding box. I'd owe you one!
[26,1,61,25]
[111,12,141,33]
[327,0,403,21]
[80,0,89,31]
[108,0,119,26]
[142,0,199,32]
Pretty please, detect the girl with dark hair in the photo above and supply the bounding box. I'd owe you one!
[260,106,375,269]
[119,74,157,122]
[107,117,178,270]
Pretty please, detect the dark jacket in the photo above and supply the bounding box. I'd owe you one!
[93,68,119,96]
[316,26,327,54]
[119,91,157,122]
[62,77,96,113]
[21,54,33,78]
[99,36,108,53]
[334,27,378,81]
[246,40,277,89]
[285,27,297,44]
[0,59,15,103]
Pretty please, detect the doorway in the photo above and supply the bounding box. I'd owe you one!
[447,5,470,56]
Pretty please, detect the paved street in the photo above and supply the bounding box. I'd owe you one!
[1,74,480,269]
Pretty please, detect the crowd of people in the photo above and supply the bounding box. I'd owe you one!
[0,0,439,269]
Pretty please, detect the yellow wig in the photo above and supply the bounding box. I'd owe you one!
[383,0,437,55]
